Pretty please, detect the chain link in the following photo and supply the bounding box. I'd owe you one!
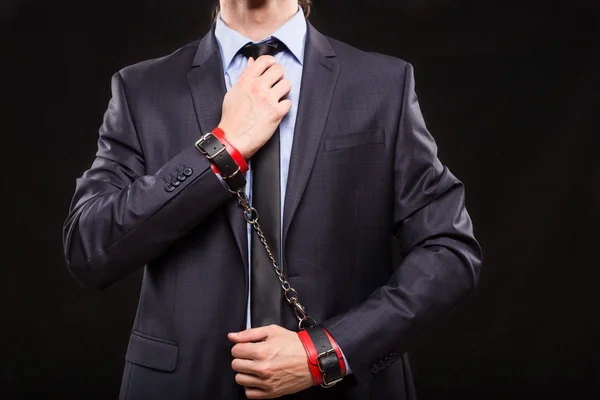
[232,189,316,330]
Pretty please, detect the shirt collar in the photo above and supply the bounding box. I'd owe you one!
[214,7,307,72]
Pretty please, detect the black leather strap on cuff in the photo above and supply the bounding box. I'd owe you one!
[306,325,343,387]
[195,132,246,191]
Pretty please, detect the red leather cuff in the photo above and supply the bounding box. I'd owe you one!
[209,127,248,175]
[297,330,323,386]
[324,328,346,376]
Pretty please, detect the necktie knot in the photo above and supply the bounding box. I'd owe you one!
[241,39,285,59]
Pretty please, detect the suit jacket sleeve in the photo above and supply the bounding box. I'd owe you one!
[62,72,230,289]
[322,63,483,382]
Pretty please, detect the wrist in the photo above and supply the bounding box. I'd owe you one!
[297,325,345,388]
[297,330,323,386]
[216,122,255,159]
[211,127,248,174]
[194,130,246,192]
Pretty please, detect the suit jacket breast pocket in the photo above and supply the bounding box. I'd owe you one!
[323,128,385,152]
[125,330,179,372]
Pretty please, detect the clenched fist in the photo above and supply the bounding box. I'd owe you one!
[218,55,292,159]
[228,325,313,399]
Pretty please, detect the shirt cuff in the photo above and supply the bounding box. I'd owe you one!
[339,347,352,375]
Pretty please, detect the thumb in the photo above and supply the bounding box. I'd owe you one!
[238,57,254,81]
[228,326,271,343]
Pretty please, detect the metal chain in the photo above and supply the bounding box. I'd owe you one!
[230,189,317,330]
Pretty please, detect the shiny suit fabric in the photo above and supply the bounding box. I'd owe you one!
[63,22,482,399]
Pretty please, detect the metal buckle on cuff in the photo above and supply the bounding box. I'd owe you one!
[317,349,343,388]
[222,167,240,180]
[195,133,226,160]
[321,373,344,388]
[194,133,211,155]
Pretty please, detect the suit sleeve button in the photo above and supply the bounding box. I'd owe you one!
[171,177,181,187]
[165,182,175,192]
[177,173,187,182]
[183,167,193,176]
[370,365,380,374]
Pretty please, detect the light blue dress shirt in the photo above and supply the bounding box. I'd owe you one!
[214,9,351,373]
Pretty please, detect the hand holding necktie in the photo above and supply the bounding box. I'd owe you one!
[218,54,292,159]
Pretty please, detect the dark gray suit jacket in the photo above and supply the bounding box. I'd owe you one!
[63,22,482,399]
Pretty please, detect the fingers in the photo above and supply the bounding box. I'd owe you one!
[228,326,271,343]
[245,386,273,399]
[260,63,285,88]
[235,373,266,389]
[271,79,292,101]
[241,55,277,79]
[231,342,260,360]
[232,358,264,377]
[275,99,293,117]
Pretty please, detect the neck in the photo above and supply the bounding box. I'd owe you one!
[219,0,299,41]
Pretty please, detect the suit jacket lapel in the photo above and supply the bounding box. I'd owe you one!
[283,23,339,249]
[187,30,249,269]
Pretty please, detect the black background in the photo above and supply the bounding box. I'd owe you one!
[2,0,599,398]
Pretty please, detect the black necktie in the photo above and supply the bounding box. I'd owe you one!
[241,40,284,327]
[241,39,285,59]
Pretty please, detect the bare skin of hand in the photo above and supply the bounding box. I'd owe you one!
[218,55,292,159]
[228,324,313,399]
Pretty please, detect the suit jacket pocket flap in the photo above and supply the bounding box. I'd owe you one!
[324,129,385,152]
[125,331,179,372]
